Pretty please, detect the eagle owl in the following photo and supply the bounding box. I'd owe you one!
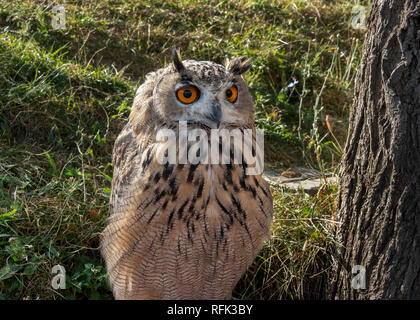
[100,49,273,300]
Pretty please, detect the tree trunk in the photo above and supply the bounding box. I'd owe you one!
[331,0,420,299]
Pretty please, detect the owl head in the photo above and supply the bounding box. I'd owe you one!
[133,48,255,131]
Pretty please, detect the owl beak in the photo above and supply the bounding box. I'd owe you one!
[210,102,221,128]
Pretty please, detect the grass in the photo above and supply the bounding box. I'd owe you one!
[0,0,369,299]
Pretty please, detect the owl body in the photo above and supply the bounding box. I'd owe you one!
[101,51,273,299]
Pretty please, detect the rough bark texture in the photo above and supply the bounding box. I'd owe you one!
[331,0,420,299]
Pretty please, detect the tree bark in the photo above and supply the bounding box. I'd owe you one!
[331,0,420,299]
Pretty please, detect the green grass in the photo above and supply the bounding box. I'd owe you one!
[0,0,368,299]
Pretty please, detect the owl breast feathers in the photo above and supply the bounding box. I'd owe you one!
[100,49,273,300]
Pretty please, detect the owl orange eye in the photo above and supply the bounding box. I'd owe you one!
[225,85,238,103]
[176,86,199,104]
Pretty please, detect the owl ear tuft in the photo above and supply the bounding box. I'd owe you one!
[172,47,185,73]
[227,56,253,75]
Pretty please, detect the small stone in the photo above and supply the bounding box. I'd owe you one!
[263,167,337,195]
[281,170,302,178]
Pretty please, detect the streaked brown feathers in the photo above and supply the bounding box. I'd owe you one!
[100,52,273,300]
